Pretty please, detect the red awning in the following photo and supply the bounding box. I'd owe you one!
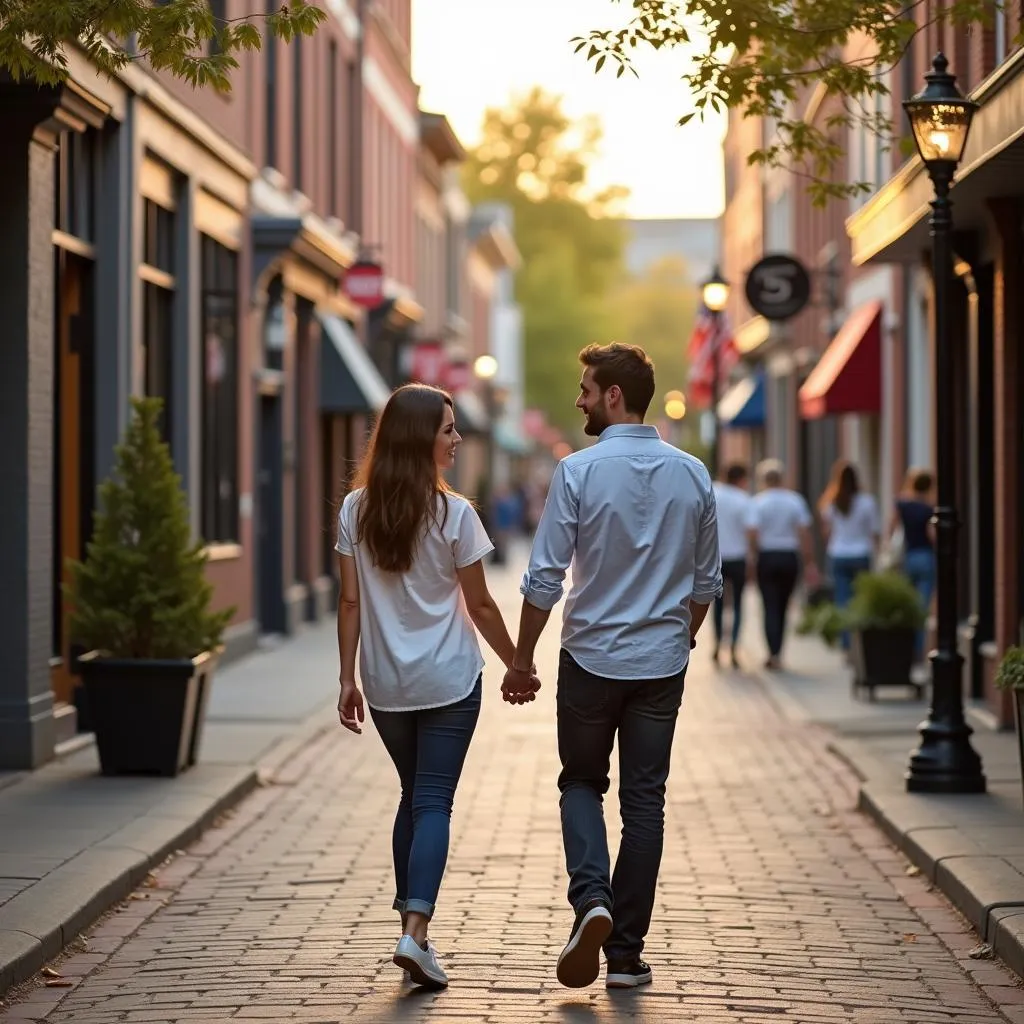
[799,300,882,419]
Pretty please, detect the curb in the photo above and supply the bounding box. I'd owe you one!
[0,766,257,997]
[857,783,1024,980]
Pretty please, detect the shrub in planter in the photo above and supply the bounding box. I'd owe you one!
[64,397,234,776]
[995,647,1024,804]
[844,571,927,700]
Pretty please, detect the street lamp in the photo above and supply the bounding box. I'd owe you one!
[701,265,730,478]
[903,53,984,794]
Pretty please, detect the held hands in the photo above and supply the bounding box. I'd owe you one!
[501,664,541,706]
[338,678,365,734]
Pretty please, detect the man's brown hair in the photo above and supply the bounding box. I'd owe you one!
[579,343,656,419]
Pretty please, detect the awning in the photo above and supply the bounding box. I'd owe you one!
[453,390,490,436]
[717,373,765,429]
[798,301,882,420]
[317,312,391,415]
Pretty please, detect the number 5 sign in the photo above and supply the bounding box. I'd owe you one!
[744,253,812,321]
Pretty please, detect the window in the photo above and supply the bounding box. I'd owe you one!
[292,35,303,189]
[200,235,240,544]
[329,40,339,216]
[265,0,278,168]
[54,130,98,242]
[141,198,176,440]
[209,0,227,54]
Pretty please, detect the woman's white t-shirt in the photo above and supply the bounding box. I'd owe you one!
[821,492,880,559]
[336,489,494,712]
[745,488,813,552]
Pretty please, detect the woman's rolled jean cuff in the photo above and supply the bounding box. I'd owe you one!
[402,898,434,918]
[393,898,405,914]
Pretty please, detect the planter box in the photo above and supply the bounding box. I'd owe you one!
[850,627,922,701]
[1012,690,1024,808]
[78,650,218,777]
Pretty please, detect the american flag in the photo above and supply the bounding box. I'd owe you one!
[687,303,739,408]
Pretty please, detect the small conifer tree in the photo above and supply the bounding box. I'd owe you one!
[65,397,234,659]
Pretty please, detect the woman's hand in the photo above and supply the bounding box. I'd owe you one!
[338,679,365,734]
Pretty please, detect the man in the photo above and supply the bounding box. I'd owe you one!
[712,463,753,668]
[502,343,722,991]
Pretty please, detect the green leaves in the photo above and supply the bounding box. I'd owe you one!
[0,0,325,91]
[64,397,234,660]
[577,0,996,203]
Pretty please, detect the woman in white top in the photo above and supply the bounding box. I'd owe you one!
[745,459,819,670]
[818,460,880,648]
[335,384,536,990]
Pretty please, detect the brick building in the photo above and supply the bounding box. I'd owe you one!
[0,0,482,769]
[720,21,1024,725]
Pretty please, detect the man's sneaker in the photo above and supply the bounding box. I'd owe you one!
[556,899,613,988]
[393,935,448,989]
[606,956,653,989]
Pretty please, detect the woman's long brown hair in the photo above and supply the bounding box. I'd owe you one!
[352,384,454,573]
[819,460,860,516]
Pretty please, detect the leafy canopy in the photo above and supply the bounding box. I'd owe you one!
[464,88,628,437]
[64,397,234,660]
[0,0,325,92]
[574,0,996,204]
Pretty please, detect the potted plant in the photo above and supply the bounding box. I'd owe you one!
[995,646,1024,803]
[64,397,234,777]
[844,571,926,700]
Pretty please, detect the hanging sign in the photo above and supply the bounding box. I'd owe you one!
[745,254,812,321]
[343,260,385,309]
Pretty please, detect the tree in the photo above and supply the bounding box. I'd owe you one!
[464,88,628,436]
[65,397,233,659]
[0,0,324,92]
[573,0,995,204]
[608,255,698,399]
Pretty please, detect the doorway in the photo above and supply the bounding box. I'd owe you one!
[51,250,95,708]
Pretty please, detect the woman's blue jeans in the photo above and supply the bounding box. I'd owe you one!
[830,555,872,649]
[903,548,936,659]
[368,676,481,920]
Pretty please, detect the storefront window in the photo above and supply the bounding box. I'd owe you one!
[200,235,240,544]
[141,198,176,440]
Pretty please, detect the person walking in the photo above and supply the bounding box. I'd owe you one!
[334,383,536,990]
[502,343,722,991]
[746,459,818,671]
[893,467,937,662]
[817,461,880,647]
[712,463,753,668]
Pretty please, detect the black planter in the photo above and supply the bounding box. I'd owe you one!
[850,627,921,701]
[1011,690,1024,807]
[78,650,217,777]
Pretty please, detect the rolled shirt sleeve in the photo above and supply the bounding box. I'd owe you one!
[520,461,579,611]
[692,482,724,603]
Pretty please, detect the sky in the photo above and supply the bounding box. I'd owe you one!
[411,0,726,221]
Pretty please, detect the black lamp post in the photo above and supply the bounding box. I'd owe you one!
[701,264,730,479]
[903,53,985,794]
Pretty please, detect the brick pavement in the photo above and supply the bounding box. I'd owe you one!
[2,556,1023,1023]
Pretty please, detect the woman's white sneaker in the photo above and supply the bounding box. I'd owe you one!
[393,935,448,989]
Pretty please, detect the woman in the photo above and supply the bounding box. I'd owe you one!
[818,461,880,646]
[746,459,819,671]
[335,384,536,990]
[893,468,936,661]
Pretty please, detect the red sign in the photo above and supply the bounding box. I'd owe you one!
[444,361,472,392]
[343,260,385,309]
[410,342,445,385]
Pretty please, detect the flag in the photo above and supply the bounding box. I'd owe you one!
[687,304,739,409]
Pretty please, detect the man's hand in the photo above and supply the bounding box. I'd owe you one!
[338,679,365,734]
[502,664,541,706]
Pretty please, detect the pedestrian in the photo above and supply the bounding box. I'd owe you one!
[817,460,880,647]
[892,467,936,662]
[746,459,819,671]
[712,463,753,668]
[334,383,538,990]
[502,343,722,991]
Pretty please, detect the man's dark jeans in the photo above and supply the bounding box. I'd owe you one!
[556,649,686,960]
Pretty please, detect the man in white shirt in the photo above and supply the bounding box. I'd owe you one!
[501,343,722,992]
[712,464,753,667]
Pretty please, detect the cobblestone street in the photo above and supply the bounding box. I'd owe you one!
[3,555,1022,1023]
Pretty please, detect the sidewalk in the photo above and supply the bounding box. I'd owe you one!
[738,592,1024,977]
[0,625,341,995]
